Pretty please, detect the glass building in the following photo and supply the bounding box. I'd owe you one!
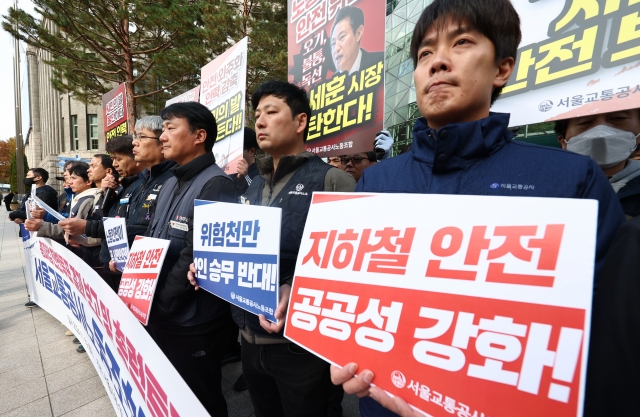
[383,0,560,153]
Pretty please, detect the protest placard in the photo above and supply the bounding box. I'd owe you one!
[165,85,201,107]
[288,0,386,157]
[193,199,282,322]
[102,82,129,141]
[284,193,597,417]
[22,236,208,416]
[104,217,129,272]
[492,0,640,126]
[118,236,170,325]
[200,37,247,174]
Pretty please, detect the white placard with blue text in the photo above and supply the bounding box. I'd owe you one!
[104,217,129,272]
[193,200,281,322]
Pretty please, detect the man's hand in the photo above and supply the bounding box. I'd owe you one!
[13,218,24,224]
[58,218,87,236]
[330,364,421,416]
[187,263,200,290]
[259,283,291,333]
[102,173,118,190]
[30,207,47,220]
[24,219,42,231]
[236,158,249,179]
[109,261,118,273]
[374,130,394,160]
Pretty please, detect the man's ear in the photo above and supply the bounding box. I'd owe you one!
[558,135,568,150]
[194,128,207,146]
[494,56,515,90]
[296,113,308,136]
[355,25,364,43]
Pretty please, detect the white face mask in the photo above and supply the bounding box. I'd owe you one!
[565,124,640,168]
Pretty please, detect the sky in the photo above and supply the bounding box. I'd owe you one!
[0,0,36,142]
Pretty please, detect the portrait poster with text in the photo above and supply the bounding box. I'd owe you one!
[288,0,386,157]
[284,192,597,417]
[492,0,640,126]
[200,37,247,174]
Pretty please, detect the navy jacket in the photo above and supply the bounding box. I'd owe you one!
[356,113,625,284]
[618,175,640,218]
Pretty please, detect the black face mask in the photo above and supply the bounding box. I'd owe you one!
[23,178,35,187]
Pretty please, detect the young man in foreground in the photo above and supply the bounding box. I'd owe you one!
[330,0,625,415]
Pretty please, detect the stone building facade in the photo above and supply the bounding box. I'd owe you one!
[24,20,105,192]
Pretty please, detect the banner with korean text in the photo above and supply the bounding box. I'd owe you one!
[200,37,247,174]
[166,86,201,107]
[104,217,129,272]
[102,83,129,141]
[193,200,282,322]
[284,193,597,417]
[22,236,208,416]
[288,0,386,157]
[118,236,170,325]
[492,0,640,126]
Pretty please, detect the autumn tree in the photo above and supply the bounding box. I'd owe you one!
[0,137,17,184]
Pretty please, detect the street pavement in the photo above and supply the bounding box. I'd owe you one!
[0,210,359,416]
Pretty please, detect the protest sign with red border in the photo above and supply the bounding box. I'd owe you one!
[284,192,597,417]
[118,236,170,325]
[166,86,201,107]
[102,82,129,141]
[287,0,386,157]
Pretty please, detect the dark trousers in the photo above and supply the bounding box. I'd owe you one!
[241,337,331,417]
[153,315,237,416]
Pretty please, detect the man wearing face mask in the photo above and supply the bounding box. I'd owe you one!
[8,168,58,224]
[557,109,640,218]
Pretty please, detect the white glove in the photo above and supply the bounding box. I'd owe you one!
[374,130,393,160]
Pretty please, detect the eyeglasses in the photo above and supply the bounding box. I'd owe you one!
[340,156,369,165]
[132,133,159,141]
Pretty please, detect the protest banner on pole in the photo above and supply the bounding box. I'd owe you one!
[288,0,386,157]
[284,193,597,417]
[165,86,201,107]
[21,236,208,416]
[102,82,129,141]
[20,223,38,303]
[104,217,129,272]
[193,200,282,322]
[492,0,640,126]
[118,236,170,326]
[200,37,248,174]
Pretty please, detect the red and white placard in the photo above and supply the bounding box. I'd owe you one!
[284,193,597,417]
[118,236,170,325]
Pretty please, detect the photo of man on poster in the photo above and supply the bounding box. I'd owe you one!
[331,6,384,75]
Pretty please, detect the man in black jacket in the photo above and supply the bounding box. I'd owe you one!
[4,191,14,211]
[146,102,239,416]
[9,168,58,224]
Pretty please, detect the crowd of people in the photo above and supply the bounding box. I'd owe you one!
[5,0,640,415]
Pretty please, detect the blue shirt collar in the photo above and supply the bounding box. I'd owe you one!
[411,112,514,172]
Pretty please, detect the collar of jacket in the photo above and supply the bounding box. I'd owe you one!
[412,112,513,172]
[71,188,101,209]
[120,175,139,189]
[149,160,178,179]
[171,152,215,183]
[256,151,315,185]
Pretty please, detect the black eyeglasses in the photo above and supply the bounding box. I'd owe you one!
[132,133,159,141]
[340,156,369,165]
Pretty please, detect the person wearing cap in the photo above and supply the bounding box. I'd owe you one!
[556,109,640,218]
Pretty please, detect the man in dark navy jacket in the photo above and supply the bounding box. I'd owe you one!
[330,0,626,416]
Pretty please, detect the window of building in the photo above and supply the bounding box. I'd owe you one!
[88,115,99,150]
[71,115,79,151]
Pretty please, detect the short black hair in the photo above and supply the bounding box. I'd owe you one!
[365,151,376,162]
[29,168,49,183]
[554,120,568,137]
[244,127,258,151]
[68,163,90,182]
[105,135,135,158]
[252,81,312,141]
[410,0,521,104]
[332,6,364,36]
[160,102,217,152]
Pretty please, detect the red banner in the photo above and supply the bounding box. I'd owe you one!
[102,82,129,141]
